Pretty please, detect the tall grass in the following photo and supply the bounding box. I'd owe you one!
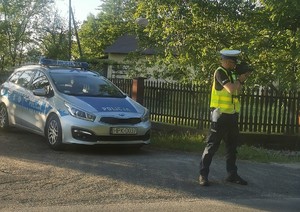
[151,132,300,163]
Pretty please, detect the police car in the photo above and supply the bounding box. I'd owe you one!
[0,59,151,150]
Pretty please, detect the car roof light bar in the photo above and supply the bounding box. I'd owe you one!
[39,58,89,70]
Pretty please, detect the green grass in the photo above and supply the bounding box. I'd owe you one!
[151,132,300,163]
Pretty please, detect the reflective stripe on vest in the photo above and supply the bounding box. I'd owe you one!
[210,67,240,114]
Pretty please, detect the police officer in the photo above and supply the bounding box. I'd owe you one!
[199,50,250,186]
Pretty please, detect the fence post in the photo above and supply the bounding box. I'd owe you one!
[298,92,300,134]
[132,77,145,105]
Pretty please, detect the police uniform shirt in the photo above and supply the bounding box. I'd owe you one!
[214,67,234,91]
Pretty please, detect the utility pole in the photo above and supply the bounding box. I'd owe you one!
[68,0,83,60]
[71,8,83,59]
[68,0,72,60]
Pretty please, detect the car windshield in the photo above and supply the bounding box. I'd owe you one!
[50,72,125,98]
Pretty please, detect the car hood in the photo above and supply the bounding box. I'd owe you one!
[62,95,144,114]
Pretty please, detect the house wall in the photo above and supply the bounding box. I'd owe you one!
[107,53,127,78]
[107,53,159,80]
[107,53,196,82]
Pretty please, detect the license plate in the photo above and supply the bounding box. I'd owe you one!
[110,127,137,135]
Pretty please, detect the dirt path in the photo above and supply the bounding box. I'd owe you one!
[0,129,299,211]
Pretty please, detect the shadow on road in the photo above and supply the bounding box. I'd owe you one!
[0,129,299,211]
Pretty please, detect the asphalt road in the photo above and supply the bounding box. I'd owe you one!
[0,129,299,212]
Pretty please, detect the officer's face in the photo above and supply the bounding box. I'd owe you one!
[225,59,237,70]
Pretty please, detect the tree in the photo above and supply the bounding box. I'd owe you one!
[0,0,298,90]
[78,0,135,60]
[133,0,300,89]
[0,0,55,69]
[250,0,300,90]
[129,0,259,83]
[38,10,70,60]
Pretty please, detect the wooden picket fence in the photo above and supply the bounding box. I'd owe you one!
[240,88,299,134]
[1,68,299,135]
[143,81,211,129]
[110,78,300,135]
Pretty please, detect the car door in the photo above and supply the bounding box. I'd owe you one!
[3,71,24,125]
[22,70,53,133]
[14,69,36,128]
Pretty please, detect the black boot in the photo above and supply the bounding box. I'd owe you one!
[226,174,248,185]
[199,175,210,186]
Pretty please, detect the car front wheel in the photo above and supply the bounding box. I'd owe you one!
[0,103,9,130]
[45,114,64,150]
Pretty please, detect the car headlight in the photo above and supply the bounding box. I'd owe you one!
[141,109,150,122]
[65,103,96,122]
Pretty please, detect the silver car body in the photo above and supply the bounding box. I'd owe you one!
[0,60,151,149]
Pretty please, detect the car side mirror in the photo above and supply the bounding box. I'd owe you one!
[33,85,54,97]
[33,88,47,96]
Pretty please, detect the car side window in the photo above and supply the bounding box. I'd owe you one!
[16,70,35,88]
[31,71,53,96]
[31,71,49,90]
[8,71,22,84]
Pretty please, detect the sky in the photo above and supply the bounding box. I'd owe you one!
[55,0,102,23]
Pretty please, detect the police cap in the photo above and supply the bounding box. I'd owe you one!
[220,49,241,62]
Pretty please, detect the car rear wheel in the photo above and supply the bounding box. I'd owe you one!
[45,114,64,150]
[0,103,9,130]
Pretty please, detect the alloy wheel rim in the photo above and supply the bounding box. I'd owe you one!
[0,106,6,127]
[48,120,58,145]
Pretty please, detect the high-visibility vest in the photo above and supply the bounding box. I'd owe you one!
[210,67,240,114]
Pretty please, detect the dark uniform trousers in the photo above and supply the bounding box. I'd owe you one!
[200,113,239,177]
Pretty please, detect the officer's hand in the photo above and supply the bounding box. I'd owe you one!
[238,72,250,83]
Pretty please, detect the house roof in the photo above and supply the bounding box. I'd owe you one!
[104,35,155,55]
